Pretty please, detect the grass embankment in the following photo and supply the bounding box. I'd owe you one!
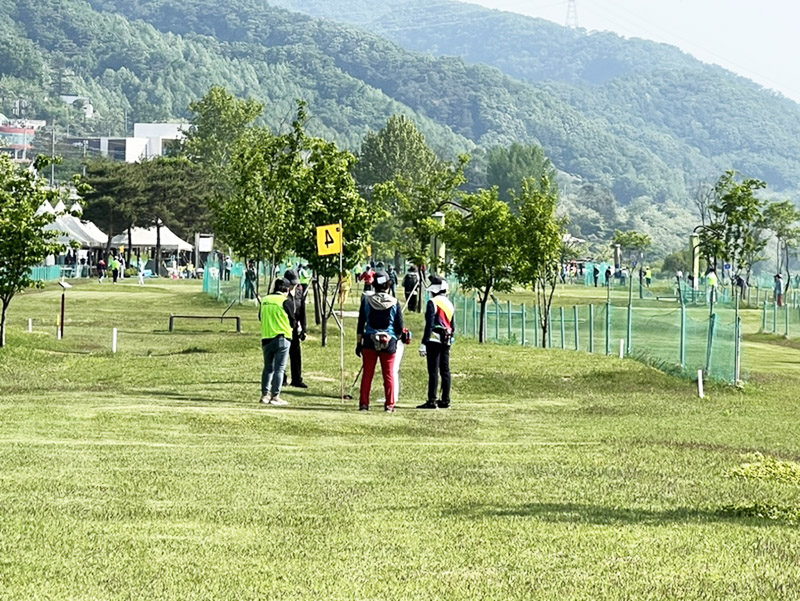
[1,280,800,600]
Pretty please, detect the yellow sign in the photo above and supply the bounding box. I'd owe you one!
[316,223,343,256]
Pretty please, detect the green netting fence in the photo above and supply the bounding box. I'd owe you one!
[761,301,800,338]
[448,290,744,384]
[29,265,62,282]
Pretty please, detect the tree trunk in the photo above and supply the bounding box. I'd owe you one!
[126,227,133,266]
[156,220,162,277]
[0,298,8,348]
[394,250,402,274]
[418,264,427,313]
[312,271,322,326]
[320,275,329,347]
[785,241,792,295]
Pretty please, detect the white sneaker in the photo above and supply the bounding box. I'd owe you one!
[269,396,288,406]
[259,394,271,404]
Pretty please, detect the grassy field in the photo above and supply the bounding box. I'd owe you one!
[1,280,800,599]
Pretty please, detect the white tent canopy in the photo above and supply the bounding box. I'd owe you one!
[36,200,55,216]
[43,214,108,248]
[110,224,193,251]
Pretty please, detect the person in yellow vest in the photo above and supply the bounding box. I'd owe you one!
[339,269,352,306]
[417,276,455,409]
[645,266,652,288]
[258,278,296,405]
[706,268,718,304]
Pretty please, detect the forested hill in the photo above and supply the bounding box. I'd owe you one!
[4,0,684,205]
[3,0,799,208]
[270,0,800,194]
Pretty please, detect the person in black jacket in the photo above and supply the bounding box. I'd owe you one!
[356,272,406,412]
[283,269,308,388]
[402,266,420,311]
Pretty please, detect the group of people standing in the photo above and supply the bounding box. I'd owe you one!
[258,266,455,412]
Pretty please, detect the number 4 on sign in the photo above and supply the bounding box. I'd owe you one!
[316,223,343,256]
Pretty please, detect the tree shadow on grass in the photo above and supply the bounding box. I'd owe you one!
[449,502,793,527]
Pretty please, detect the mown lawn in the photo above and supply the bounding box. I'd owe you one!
[1,280,799,600]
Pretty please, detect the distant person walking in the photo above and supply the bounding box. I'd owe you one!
[775,273,784,307]
[593,265,600,287]
[244,260,257,301]
[359,265,375,293]
[258,278,295,405]
[110,255,121,284]
[137,257,145,286]
[417,276,455,410]
[403,266,420,312]
[707,268,718,304]
[97,259,106,284]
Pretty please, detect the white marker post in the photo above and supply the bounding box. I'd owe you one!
[112,328,118,354]
[619,338,625,359]
[28,319,32,333]
[697,370,704,399]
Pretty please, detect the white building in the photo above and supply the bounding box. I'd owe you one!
[133,123,186,158]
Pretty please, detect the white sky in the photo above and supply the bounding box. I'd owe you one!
[469,0,800,103]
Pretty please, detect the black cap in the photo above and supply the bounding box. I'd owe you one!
[373,271,390,290]
[284,269,300,285]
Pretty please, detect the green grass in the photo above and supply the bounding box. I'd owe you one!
[2,280,800,599]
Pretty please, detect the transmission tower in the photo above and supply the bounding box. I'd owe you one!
[565,0,579,28]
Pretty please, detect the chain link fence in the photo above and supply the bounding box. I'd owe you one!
[449,290,743,384]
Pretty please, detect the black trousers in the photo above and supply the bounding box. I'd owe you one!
[405,291,418,312]
[288,332,303,384]
[426,342,451,404]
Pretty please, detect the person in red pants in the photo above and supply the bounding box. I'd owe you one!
[355,271,405,412]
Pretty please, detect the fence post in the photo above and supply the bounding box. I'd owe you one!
[734,295,742,383]
[494,299,500,341]
[762,300,767,332]
[547,307,553,349]
[786,303,790,338]
[705,313,717,375]
[559,306,565,350]
[626,302,633,355]
[680,301,686,370]
[473,296,477,338]
[605,302,611,355]
[573,305,579,351]
[589,304,595,353]
[462,294,468,335]
[507,300,512,341]
[773,301,778,334]
[521,303,526,346]
[534,305,540,348]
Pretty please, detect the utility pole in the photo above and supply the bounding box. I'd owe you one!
[565,0,579,28]
[50,124,56,187]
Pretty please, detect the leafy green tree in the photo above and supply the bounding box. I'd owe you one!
[80,160,143,255]
[355,115,439,265]
[443,188,518,343]
[210,108,308,288]
[139,157,211,274]
[611,230,652,267]
[0,156,65,347]
[293,137,375,346]
[762,200,800,291]
[514,176,565,348]
[698,171,767,277]
[182,86,264,193]
[375,155,469,301]
[486,142,557,204]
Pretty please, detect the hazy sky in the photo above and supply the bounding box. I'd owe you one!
[469,0,800,102]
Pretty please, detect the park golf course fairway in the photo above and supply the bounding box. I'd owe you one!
[1,280,800,600]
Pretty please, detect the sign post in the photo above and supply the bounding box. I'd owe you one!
[316,222,345,402]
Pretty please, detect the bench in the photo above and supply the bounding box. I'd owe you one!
[169,314,242,333]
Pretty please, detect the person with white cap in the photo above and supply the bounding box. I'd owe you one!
[417,275,455,409]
